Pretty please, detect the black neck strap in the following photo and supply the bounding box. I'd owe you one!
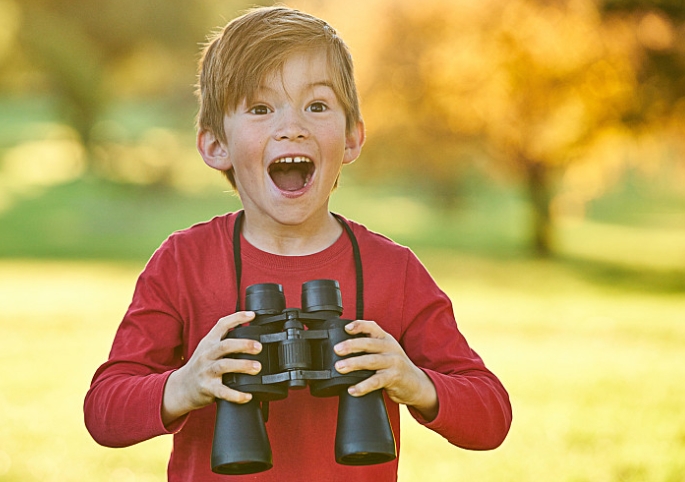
[232,210,364,320]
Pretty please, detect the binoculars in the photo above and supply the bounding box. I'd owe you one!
[211,279,396,475]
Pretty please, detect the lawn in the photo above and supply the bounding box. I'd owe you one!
[1,179,684,481]
[1,252,684,481]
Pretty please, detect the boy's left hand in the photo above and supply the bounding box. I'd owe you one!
[333,320,438,421]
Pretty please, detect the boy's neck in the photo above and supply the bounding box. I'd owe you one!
[240,210,343,256]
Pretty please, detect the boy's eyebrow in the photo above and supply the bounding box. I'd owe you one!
[254,80,335,95]
[307,80,335,90]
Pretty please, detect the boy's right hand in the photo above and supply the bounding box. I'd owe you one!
[161,311,262,426]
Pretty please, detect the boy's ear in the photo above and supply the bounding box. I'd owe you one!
[197,129,232,171]
[342,120,366,165]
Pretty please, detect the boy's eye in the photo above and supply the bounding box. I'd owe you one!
[307,102,328,113]
[249,105,271,115]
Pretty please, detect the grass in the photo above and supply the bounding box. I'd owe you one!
[0,177,241,260]
[400,254,685,481]
[1,254,684,481]
[0,260,171,482]
[1,176,684,480]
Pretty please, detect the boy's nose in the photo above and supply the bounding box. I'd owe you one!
[274,109,310,140]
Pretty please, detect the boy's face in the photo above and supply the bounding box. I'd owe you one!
[199,49,364,233]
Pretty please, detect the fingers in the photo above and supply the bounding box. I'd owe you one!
[212,357,261,378]
[342,320,386,338]
[210,311,256,340]
[336,354,405,398]
[335,352,389,374]
[334,320,394,357]
[207,320,263,403]
[215,385,254,404]
[331,320,432,405]
[211,364,256,403]
[345,373,384,397]
[333,320,395,397]
[218,337,262,357]
[177,312,262,409]
[203,312,261,359]
[335,350,423,402]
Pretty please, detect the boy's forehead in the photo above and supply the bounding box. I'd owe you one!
[255,50,334,92]
[254,80,335,95]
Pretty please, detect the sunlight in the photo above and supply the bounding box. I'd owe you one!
[0,0,20,63]
[3,249,685,482]
[558,219,685,270]
[0,124,86,212]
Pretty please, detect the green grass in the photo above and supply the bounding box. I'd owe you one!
[1,176,684,480]
[1,254,684,481]
[400,254,685,481]
[0,175,527,260]
[0,178,241,260]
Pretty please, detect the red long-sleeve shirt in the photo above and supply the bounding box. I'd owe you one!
[84,212,511,481]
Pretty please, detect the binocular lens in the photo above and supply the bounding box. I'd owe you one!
[301,279,343,313]
[214,460,270,476]
[245,283,285,315]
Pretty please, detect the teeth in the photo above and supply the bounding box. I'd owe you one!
[274,156,311,164]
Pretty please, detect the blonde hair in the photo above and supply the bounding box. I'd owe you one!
[197,6,362,186]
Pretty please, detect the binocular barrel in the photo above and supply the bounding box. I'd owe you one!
[211,398,272,475]
[211,280,396,475]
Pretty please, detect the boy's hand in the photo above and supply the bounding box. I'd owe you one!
[333,320,439,421]
[161,311,262,425]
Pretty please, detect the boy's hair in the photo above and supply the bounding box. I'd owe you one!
[197,6,362,187]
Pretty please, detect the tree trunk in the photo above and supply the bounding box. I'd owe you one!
[525,161,553,257]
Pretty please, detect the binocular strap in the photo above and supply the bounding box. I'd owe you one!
[232,210,365,320]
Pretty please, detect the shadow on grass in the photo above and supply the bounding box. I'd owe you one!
[2,178,682,296]
[0,178,240,261]
[558,255,685,295]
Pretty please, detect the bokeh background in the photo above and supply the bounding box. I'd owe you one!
[1,0,684,480]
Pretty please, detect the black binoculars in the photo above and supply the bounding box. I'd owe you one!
[211,279,396,475]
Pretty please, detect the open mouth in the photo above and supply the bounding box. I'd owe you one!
[268,156,314,192]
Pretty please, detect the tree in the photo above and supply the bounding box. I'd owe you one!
[4,0,259,176]
[360,0,644,256]
[598,0,685,133]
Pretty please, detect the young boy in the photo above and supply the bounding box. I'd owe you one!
[84,6,512,481]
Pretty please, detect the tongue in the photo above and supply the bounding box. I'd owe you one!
[271,165,306,192]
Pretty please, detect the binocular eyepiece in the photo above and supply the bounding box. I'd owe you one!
[211,279,396,475]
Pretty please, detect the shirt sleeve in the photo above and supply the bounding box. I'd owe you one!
[84,238,188,447]
[399,252,512,450]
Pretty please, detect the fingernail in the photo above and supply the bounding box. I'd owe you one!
[348,386,358,396]
[253,341,262,352]
[252,361,261,372]
[335,361,346,373]
[345,322,355,331]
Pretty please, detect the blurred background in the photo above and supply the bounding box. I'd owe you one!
[0,0,683,481]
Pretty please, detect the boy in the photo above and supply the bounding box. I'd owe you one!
[84,6,512,481]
